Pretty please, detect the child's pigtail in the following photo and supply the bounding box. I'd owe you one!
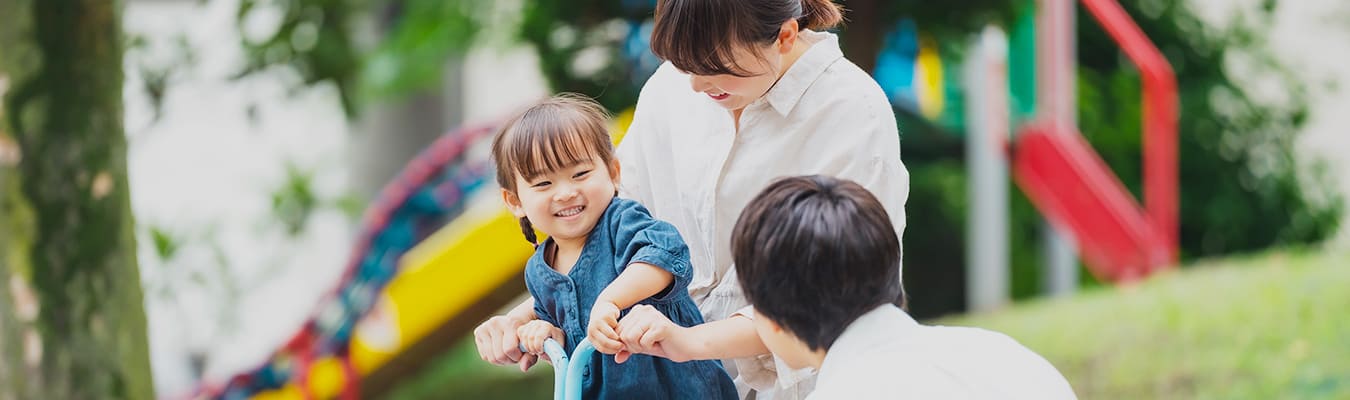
[519,217,538,246]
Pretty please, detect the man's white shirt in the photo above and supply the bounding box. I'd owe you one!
[809,305,1077,400]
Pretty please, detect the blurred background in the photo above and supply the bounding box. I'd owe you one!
[1,0,1347,399]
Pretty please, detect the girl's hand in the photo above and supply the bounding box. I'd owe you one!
[587,301,625,355]
[615,304,689,363]
[516,320,565,364]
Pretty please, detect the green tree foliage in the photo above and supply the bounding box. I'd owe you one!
[233,0,492,116]
[232,0,1018,112]
[1077,1,1342,256]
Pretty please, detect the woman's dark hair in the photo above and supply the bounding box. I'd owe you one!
[650,0,843,77]
[491,93,614,245]
[732,175,905,352]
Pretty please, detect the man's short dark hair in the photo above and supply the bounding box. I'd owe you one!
[733,175,905,351]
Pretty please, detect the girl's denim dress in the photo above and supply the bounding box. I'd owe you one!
[525,197,739,399]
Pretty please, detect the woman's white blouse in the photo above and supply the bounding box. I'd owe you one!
[616,30,910,399]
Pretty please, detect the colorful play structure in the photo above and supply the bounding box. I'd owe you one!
[190,0,1176,398]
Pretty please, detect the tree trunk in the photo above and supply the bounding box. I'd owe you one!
[0,1,155,399]
[841,0,883,74]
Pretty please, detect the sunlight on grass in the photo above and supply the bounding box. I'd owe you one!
[943,248,1350,399]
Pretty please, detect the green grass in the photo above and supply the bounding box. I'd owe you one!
[386,334,555,400]
[943,248,1350,399]
[391,247,1350,399]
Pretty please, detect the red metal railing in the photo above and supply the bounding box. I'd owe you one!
[1081,0,1179,266]
[1011,0,1178,282]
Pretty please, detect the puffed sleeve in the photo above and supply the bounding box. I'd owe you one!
[608,199,693,302]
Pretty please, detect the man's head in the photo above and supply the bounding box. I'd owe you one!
[732,175,904,368]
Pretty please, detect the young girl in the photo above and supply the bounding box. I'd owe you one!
[490,94,738,399]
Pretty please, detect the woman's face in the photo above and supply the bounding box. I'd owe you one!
[687,43,784,112]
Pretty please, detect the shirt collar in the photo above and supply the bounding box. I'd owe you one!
[760,30,844,116]
[817,304,920,377]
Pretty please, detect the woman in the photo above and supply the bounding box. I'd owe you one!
[475,1,908,398]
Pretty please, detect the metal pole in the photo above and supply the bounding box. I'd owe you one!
[1037,0,1079,296]
[965,26,1011,312]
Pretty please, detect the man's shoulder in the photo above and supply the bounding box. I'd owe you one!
[923,325,1044,362]
[917,325,1076,398]
[813,353,965,399]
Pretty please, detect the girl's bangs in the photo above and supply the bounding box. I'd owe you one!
[506,119,608,181]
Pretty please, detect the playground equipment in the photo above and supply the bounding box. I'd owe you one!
[526,338,597,400]
[1018,0,1179,279]
[963,0,1177,310]
[190,121,520,400]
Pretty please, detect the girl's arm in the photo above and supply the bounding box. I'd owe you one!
[588,262,675,354]
[597,262,675,307]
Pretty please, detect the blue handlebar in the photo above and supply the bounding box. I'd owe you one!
[520,338,597,400]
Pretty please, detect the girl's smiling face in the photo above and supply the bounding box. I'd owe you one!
[504,155,620,248]
[490,94,617,247]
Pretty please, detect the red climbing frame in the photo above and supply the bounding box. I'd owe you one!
[1012,0,1177,282]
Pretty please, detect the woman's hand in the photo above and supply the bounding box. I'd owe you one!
[587,301,626,355]
[516,320,565,364]
[615,304,690,363]
[473,315,530,370]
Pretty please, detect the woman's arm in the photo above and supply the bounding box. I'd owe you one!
[589,262,675,353]
[505,297,537,321]
[614,304,769,363]
[473,298,539,370]
[666,312,770,360]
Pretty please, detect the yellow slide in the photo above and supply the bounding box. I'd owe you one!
[252,109,633,399]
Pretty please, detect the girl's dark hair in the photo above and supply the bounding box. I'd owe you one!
[732,175,905,352]
[491,93,614,244]
[650,0,843,77]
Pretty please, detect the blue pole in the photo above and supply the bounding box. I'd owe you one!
[542,339,569,400]
[564,340,597,400]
